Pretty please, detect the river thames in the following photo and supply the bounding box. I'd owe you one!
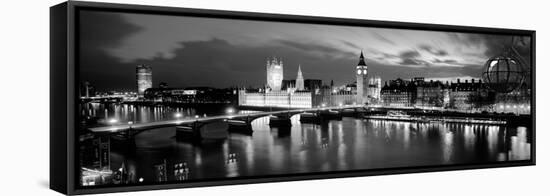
[80,103,531,185]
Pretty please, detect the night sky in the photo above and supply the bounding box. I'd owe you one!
[78,10,531,91]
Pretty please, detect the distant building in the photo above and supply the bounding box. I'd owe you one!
[159,82,168,89]
[296,65,305,91]
[494,84,530,114]
[356,51,369,104]
[367,76,382,104]
[239,52,376,108]
[415,78,446,108]
[154,160,168,182]
[316,85,356,106]
[266,57,283,91]
[136,65,152,97]
[144,87,236,104]
[449,78,484,111]
[282,79,296,92]
[239,56,354,108]
[239,90,314,108]
[304,79,322,91]
[79,136,110,171]
[381,78,416,107]
[81,81,95,98]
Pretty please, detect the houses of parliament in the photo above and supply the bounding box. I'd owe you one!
[238,51,381,109]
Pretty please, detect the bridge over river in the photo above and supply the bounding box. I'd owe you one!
[87,104,529,142]
[88,105,367,140]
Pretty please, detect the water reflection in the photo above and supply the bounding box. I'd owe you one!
[80,104,532,186]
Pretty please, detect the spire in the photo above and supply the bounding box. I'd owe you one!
[296,64,304,91]
[358,50,367,66]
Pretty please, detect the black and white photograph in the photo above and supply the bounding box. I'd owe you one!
[76,7,533,188]
[3,0,550,195]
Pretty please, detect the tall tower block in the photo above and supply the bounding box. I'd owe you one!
[266,57,283,91]
[356,51,368,104]
[296,65,305,91]
[136,65,152,97]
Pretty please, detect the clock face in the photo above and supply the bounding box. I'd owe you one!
[363,70,367,75]
[357,69,361,74]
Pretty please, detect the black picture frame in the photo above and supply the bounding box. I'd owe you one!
[50,1,536,195]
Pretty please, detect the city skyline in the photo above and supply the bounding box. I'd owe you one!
[73,8,533,188]
[79,10,531,91]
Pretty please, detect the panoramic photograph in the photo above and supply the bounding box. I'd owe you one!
[77,10,533,187]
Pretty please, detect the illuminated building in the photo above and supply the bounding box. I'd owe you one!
[144,87,237,103]
[316,86,356,106]
[174,163,189,181]
[238,90,313,108]
[494,84,531,114]
[80,136,110,170]
[449,78,485,111]
[367,76,382,104]
[381,78,416,107]
[239,53,369,109]
[81,168,113,186]
[239,58,318,108]
[79,136,112,186]
[356,51,369,104]
[266,57,283,91]
[154,159,168,182]
[415,78,446,108]
[136,65,152,97]
[296,65,305,91]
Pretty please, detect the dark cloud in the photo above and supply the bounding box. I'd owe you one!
[433,59,457,64]
[79,11,143,91]
[418,44,448,56]
[399,58,431,67]
[80,11,142,50]
[77,12,532,91]
[128,38,360,89]
[275,39,356,58]
[450,33,530,64]
[399,50,421,59]
[402,59,418,65]
[449,33,531,85]
[397,50,428,66]
[364,60,483,82]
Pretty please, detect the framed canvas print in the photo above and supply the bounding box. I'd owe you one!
[50,1,535,195]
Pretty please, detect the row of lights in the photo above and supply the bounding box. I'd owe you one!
[107,107,238,125]
[498,104,530,110]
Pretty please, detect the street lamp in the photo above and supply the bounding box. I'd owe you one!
[174,112,183,118]
[226,108,235,114]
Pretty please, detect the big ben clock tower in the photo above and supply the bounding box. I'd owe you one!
[356,51,368,105]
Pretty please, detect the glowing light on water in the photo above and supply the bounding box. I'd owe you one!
[108,118,118,124]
